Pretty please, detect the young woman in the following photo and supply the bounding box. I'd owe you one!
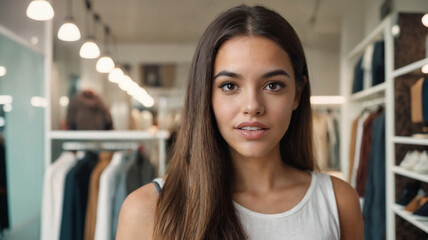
[117,5,363,240]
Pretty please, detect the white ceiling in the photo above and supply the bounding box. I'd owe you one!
[52,0,343,50]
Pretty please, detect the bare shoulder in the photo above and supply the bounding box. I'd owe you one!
[330,176,364,240]
[116,182,159,240]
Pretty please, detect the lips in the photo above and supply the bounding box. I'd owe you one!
[235,121,269,139]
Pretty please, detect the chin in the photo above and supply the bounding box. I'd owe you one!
[232,146,275,160]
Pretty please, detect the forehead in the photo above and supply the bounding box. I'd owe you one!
[214,36,293,76]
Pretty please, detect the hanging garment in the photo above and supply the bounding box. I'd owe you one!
[356,111,383,197]
[371,40,385,86]
[347,116,360,183]
[94,152,125,240]
[112,151,137,239]
[326,112,339,169]
[40,152,77,240]
[353,57,364,93]
[410,77,424,123]
[312,112,329,170]
[126,153,157,194]
[66,90,113,130]
[351,112,370,188]
[84,152,113,240]
[363,112,386,240]
[362,44,374,90]
[60,151,98,240]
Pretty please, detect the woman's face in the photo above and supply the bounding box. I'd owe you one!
[212,36,301,160]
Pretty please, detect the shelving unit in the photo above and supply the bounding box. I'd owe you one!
[341,12,428,240]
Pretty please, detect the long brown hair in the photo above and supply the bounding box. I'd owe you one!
[153,5,314,239]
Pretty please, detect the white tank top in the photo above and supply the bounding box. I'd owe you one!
[152,171,340,240]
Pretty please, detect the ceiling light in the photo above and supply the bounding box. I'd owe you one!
[58,20,81,41]
[80,3,100,58]
[0,66,6,76]
[96,55,115,73]
[96,26,115,73]
[80,39,100,59]
[422,14,428,27]
[391,25,400,37]
[26,0,54,21]
[108,67,124,83]
[58,0,80,41]
[422,64,428,74]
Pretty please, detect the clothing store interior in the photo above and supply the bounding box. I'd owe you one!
[1,0,428,239]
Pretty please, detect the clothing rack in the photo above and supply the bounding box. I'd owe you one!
[62,142,139,151]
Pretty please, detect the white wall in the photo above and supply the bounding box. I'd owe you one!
[306,47,340,96]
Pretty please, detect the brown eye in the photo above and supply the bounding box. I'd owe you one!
[264,81,284,91]
[220,82,238,92]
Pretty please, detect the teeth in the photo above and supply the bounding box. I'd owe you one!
[240,127,263,131]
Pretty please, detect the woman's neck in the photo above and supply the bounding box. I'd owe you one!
[231,147,291,194]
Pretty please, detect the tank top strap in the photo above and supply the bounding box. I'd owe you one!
[152,178,164,194]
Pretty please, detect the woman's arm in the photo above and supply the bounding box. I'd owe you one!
[116,183,158,240]
[331,176,364,240]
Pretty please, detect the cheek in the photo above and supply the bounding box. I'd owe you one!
[212,93,234,127]
[213,100,235,126]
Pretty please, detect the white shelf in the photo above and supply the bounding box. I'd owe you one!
[349,82,386,101]
[49,130,170,140]
[392,57,428,78]
[392,204,428,234]
[393,136,428,146]
[392,166,428,183]
[346,18,388,59]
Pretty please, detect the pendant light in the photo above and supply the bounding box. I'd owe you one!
[422,14,428,28]
[26,0,54,21]
[57,0,80,41]
[108,67,124,83]
[80,2,100,59]
[96,26,115,73]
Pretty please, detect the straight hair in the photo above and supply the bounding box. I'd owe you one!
[153,5,315,239]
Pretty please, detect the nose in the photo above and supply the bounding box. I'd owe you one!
[242,90,265,116]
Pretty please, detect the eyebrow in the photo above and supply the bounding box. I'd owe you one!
[213,69,291,79]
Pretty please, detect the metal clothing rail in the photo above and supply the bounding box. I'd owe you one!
[62,141,139,151]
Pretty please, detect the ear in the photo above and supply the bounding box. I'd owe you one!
[293,76,307,110]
